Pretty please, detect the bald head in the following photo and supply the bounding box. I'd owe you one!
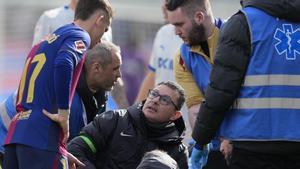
[85,41,120,69]
[84,41,122,92]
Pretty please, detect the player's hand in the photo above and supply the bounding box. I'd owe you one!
[67,151,85,169]
[43,109,70,143]
[220,139,232,163]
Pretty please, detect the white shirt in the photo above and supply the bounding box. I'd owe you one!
[148,24,183,85]
[32,5,112,45]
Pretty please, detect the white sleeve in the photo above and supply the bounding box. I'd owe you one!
[148,28,162,71]
[101,27,113,42]
[32,13,51,46]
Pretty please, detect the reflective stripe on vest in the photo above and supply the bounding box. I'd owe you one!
[220,7,300,141]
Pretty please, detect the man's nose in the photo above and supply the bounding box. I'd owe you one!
[151,95,160,103]
[117,69,121,78]
[175,27,181,36]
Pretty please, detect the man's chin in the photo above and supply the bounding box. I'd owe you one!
[107,86,113,91]
[183,40,192,46]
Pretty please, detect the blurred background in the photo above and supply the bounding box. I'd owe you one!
[0,0,240,104]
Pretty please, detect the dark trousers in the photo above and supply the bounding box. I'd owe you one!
[3,144,67,169]
[203,150,228,169]
[228,147,300,169]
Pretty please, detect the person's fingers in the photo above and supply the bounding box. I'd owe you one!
[43,109,58,122]
[43,109,69,143]
[68,163,75,169]
[63,131,69,144]
[62,122,69,143]
[68,152,85,167]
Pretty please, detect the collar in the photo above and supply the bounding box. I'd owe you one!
[189,26,220,64]
[127,101,186,143]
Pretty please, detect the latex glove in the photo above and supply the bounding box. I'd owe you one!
[189,144,209,169]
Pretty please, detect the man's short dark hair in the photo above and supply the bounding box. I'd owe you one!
[165,0,185,11]
[158,81,185,111]
[75,0,113,21]
[166,0,207,18]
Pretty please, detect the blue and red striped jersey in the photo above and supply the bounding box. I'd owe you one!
[5,23,90,152]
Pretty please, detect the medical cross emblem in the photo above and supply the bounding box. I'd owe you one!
[274,24,300,60]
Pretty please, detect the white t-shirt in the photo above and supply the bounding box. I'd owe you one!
[32,5,112,45]
[148,24,183,85]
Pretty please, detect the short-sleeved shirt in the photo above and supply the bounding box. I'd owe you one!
[33,5,112,45]
[148,24,183,85]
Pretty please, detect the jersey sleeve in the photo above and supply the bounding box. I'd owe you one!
[148,27,163,72]
[54,32,90,109]
[173,49,204,108]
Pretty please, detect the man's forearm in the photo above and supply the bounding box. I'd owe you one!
[135,71,155,103]
[188,104,200,129]
[111,78,129,108]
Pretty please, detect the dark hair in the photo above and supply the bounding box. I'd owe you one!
[165,0,185,11]
[85,41,120,69]
[158,81,185,111]
[166,0,207,18]
[137,150,179,169]
[75,0,113,21]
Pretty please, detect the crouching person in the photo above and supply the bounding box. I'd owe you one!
[68,81,188,169]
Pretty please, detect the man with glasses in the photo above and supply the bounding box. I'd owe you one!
[68,81,188,169]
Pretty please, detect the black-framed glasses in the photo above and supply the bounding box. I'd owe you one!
[148,89,179,110]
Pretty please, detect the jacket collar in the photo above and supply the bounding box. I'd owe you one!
[127,101,186,143]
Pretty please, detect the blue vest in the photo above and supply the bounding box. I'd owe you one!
[180,19,223,150]
[180,18,223,94]
[220,7,300,141]
[180,45,211,93]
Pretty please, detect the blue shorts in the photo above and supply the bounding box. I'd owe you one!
[3,144,67,169]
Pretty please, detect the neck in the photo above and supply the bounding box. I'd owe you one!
[85,73,97,94]
[204,15,215,38]
[74,11,102,48]
[74,20,89,30]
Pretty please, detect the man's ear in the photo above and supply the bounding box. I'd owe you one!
[194,10,204,25]
[92,62,102,73]
[170,111,182,121]
[96,14,105,25]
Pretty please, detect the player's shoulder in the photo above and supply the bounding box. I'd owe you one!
[57,24,89,38]
[53,24,91,52]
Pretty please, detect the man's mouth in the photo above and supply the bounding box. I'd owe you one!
[146,105,157,112]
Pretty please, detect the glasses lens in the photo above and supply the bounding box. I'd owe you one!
[148,90,177,109]
[149,90,158,98]
[159,95,172,105]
